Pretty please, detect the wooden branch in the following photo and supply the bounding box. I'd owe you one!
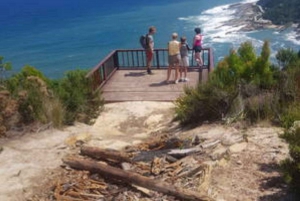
[167,146,203,158]
[200,140,220,149]
[80,146,132,163]
[63,156,214,201]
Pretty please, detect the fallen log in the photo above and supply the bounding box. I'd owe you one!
[80,146,132,163]
[167,145,203,159]
[63,156,214,201]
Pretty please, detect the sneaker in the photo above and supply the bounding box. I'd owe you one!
[184,77,189,82]
[175,79,179,84]
[147,69,153,75]
[179,78,183,82]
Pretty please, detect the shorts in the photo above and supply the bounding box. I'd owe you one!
[193,45,202,53]
[146,49,153,61]
[180,56,189,67]
[168,54,180,66]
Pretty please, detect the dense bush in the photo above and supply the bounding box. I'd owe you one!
[175,40,277,125]
[5,66,53,124]
[281,125,300,193]
[0,62,104,131]
[53,69,104,125]
[175,82,237,125]
[176,41,300,193]
[258,0,300,25]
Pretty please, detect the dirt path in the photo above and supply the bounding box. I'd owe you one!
[0,101,294,201]
[0,101,175,201]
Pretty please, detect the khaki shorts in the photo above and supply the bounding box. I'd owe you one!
[180,56,189,67]
[168,54,180,66]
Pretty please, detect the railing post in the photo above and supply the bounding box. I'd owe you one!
[155,50,160,69]
[208,48,214,72]
[114,51,119,69]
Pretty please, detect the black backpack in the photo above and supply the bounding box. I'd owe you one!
[139,34,149,49]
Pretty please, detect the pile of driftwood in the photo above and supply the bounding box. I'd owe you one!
[57,136,216,201]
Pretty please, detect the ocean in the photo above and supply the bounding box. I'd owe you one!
[0,0,299,78]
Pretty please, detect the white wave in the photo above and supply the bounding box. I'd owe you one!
[285,30,300,45]
[241,0,259,3]
[178,0,298,62]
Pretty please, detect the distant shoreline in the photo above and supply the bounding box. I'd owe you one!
[224,2,300,40]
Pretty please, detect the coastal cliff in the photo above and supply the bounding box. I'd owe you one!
[224,2,279,32]
[223,2,300,40]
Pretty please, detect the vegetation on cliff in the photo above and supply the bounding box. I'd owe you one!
[175,40,300,193]
[0,61,104,136]
[257,0,300,25]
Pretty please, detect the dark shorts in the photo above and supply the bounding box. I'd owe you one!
[193,45,202,53]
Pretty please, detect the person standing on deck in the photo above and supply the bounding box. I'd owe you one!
[179,36,191,82]
[166,33,181,84]
[146,26,156,74]
[193,27,203,67]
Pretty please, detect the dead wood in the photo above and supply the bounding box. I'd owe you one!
[63,156,214,201]
[167,146,203,159]
[200,140,220,149]
[80,146,132,163]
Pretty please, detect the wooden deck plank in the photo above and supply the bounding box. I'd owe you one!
[101,69,203,102]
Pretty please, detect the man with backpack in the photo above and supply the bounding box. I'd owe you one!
[144,26,156,74]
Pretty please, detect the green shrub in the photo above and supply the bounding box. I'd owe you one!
[53,69,104,125]
[5,65,50,96]
[4,65,104,128]
[175,81,237,125]
[276,48,299,70]
[280,103,300,129]
[5,66,53,124]
[175,40,275,125]
[281,127,300,193]
[244,91,277,123]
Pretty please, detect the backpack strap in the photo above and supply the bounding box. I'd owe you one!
[145,34,149,48]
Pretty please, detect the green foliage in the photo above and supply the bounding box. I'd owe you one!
[281,127,300,192]
[0,56,12,84]
[276,48,299,70]
[175,81,237,125]
[53,69,104,125]
[252,40,274,88]
[176,41,294,124]
[244,92,277,123]
[214,41,274,88]
[17,77,50,124]
[5,65,49,96]
[258,0,300,25]
[4,65,104,127]
[5,66,60,124]
[280,103,300,129]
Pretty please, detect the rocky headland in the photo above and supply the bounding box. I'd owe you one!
[224,2,300,40]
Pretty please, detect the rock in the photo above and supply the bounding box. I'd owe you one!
[65,133,91,147]
[229,142,248,153]
[210,145,228,161]
[191,135,200,146]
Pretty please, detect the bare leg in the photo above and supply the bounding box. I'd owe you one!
[184,66,187,79]
[199,52,203,66]
[195,52,203,66]
[174,63,179,83]
[166,65,172,82]
[179,65,183,80]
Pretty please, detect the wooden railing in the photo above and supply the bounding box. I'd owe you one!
[86,48,214,91]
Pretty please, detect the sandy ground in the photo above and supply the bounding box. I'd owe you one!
[0,101,295,201]
[0,101,175,201]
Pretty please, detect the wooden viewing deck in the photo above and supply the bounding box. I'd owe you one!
[86,48,214,102]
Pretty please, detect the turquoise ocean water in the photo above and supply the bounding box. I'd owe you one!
[0,0,299,78]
